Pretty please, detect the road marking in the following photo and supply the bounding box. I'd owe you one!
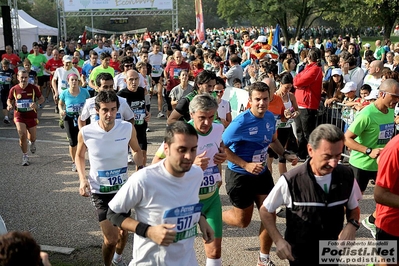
[41,245,74,254]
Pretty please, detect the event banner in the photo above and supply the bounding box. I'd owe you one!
[194,0,205,42]
[64,0,173,12]
[222,87,249,119]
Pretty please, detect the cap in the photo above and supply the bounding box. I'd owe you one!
[182,43,190,49]
[202,42,208,49]
[256,36,267,43]
[365,89,379,100]
[364,43,371,48]
[340,81,357,93]
[331,68,342,76]
[63,55,72,62]
[181,51,187,58]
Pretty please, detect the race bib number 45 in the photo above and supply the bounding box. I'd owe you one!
[162,203,203,242]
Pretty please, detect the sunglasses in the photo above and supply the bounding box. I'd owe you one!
[124,64,133,68]
[214,90,224,94]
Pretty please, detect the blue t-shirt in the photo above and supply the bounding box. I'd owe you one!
[222,109,276,175]
[59,88,90,117]
[82,63,99,91]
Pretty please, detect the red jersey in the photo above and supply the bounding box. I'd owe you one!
[45,58,64,80]
[8,83,41,119]
[164,60,191,91]
[1,53,21,69]
[376,135,399,237]
[109,59,121,75]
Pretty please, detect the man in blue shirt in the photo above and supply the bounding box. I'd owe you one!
[222,82,298,266]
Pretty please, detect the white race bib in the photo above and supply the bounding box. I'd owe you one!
[162,203,203,242]
[97,167,128,193]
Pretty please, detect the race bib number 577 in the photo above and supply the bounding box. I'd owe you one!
[162,203,203,242]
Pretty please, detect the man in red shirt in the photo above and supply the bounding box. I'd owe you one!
[7,69,44,166]
[109,50,121,75]
[242,31,254,60]
[2,45,21,70]
[163,50,191,118]
[375,133,399,255]
[45,49,63,104]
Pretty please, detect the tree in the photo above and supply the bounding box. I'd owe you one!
[218,0,343,43]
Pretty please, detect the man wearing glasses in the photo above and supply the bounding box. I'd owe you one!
[124,46,138,65]
[114,56,135,92]
[52,55,80,111]
[345,79,399,239]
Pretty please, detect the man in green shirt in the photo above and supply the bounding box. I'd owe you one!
[345,79,399,238]
[27,42,47,94]
[89,52,115,90]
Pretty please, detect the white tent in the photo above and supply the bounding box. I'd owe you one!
[0,10,58,50]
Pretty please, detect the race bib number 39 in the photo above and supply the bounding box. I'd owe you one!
[98,167,128,193]
[162,203,203,242]
[200,166,221,196]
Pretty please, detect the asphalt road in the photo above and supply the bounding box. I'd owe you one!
[0,97,377,266]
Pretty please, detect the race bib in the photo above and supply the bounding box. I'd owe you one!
[0,76,4,84]
[28,77,35,84]
[4,76,11,85]
[66,103,84,115]
[252,147,268,164]
[32,65,40,73]
[16,99,33,111]
[162,203,203,242]
[133,109,146,125]
[378,123,394,145]
[152,65,163,75]
[61,80,67,90]
[199,166,220,198]
[98,167,128,193]
[173,68,182,79]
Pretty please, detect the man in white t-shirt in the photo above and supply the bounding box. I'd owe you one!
[260,124,362,265]
[107,121,214,266]
[52,55,80,106]
[76,90,143,266]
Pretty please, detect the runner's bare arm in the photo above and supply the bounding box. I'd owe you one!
[75,132,90,197]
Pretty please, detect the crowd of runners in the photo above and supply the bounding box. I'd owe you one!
[2,26,399,266]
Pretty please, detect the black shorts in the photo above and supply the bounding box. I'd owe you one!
[268,127,293,162]
[165,90,172,111]
[376,227,399,257]
[64,115,79,147]
[37,76,47,86]
[152,76,163,84]
[91,193,131,222]
[350,165,377,192]
[41,75,50,83]
[225,168,274,209]
[135,124,148,151]
[1,88,10,108]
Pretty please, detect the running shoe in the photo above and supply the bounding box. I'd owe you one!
[157,111,165,118]
[72,163,77,172]
[45,98,49,103]
[146,127,151,132]
[55,106,59,114]
[257,257,275,266]
[3,118,10,125]
[59,119,64,129]
[362,217,376,239]
[39,104,43,108]
[112,259,127,266]
[22,154,30,166]
[29,141,36,154]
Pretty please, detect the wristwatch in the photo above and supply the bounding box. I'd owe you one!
[347,219,360,230]
[365,147,373,156]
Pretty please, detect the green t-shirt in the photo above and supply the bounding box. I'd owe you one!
[89,65,115,87]
[374,46,385,60]
[348,103,395,171]
[27,54,47,77]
